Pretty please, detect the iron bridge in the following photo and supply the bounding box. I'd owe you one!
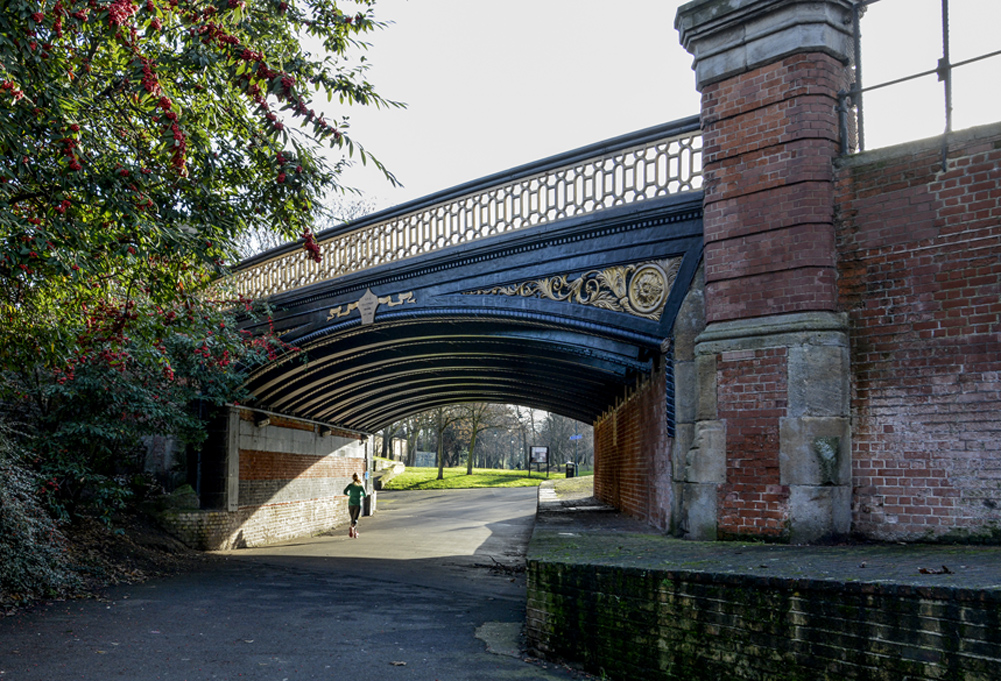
[226,116,705,433]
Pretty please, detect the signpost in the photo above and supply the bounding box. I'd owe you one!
[530,445,550,478]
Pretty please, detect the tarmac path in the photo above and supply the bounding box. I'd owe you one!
[0,488,585,681]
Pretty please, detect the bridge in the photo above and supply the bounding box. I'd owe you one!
[177,1,1001,677]
[227,116,704,433]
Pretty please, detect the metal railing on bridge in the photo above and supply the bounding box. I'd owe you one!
[227,116,703,300]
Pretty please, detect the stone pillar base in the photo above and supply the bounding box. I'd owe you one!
[678,311,850,543]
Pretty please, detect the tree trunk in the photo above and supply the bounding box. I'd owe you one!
[466,429,479,475]
[436,408,445,480]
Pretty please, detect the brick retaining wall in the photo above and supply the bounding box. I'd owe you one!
[159,408,368,549]
[835,124,1001,541]
[527,560,1001,680]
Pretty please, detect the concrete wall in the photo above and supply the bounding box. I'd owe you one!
[160,408,367,549]
[527,559,1001,680]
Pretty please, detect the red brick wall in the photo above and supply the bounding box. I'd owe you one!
[716,347,790,539]
[835,126,1001,541]
[239,450,362,480]
[700,53,849,323]
[594,371,672,529]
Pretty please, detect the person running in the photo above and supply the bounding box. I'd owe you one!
[343,472,366,538]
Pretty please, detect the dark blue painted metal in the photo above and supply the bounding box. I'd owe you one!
[239,190,704,432]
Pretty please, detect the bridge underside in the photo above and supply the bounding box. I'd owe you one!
[238,193,703,432]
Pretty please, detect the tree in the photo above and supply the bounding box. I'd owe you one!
[540,412,578,469]
[430,406,463,481]
[457,403,513,474]
[234,195,377,260]
[0,0,398,520]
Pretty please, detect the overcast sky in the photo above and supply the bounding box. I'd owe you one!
[326,0,999,212]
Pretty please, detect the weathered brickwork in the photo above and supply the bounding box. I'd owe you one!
[594,372,672,530]
[835,125,1001,542]
[160,408,368,549]
[716,347,790,539]
[159,497,350,550]
[700,54,849,323]
[527,560,1001,681]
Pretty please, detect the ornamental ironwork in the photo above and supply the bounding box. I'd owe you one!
[463,258,683,321]
[223,124,703,300]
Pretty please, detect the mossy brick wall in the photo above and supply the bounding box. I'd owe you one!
[526,560,1001,681]
[835,124,1001,542]
[594,370,673,530]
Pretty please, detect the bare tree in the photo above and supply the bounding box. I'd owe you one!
[233,196,377,260]
[432,406,465,480]
[457,403,515,474]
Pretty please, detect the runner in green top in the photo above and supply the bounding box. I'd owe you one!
[343,472,366,538]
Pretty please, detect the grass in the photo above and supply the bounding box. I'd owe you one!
[380,466,580,491]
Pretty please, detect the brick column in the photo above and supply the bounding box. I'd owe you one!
[676,0,853,542]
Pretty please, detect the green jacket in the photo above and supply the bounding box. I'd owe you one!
[343,482,366,507]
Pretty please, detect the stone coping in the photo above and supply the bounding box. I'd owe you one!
[531,478,1001,594]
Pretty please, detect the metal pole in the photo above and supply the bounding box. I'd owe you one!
[853,2,865,152]
[939,0,953,169]
[574,421,579,468]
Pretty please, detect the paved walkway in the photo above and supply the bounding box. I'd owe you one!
[532,477,1001,591]
[0,488,586,681]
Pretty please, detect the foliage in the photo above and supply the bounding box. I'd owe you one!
[0,425,80,608]
[0,0,397,521]
[381,466,566,492]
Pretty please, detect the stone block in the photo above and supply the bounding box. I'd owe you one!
[695,353,718,421]
[676,0,854,89]
[787,345,849,417]
[779,416,851,486]
[672,423,695,483]
[674,360,698,424]
[788,485,851,544]
[685,420,726,483]
[672,266,705,362]
[681,482,718,540]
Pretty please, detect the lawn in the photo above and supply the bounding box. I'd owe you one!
[380,466,583,491]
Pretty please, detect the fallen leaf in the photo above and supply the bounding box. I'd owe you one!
[390,661,407,666]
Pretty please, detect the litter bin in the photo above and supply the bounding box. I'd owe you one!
[363,490,376,516]
[565,462,577,478]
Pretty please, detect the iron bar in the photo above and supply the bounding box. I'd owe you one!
[842,0,1000,158]
[940,0,953,169]
[853,1,865,151]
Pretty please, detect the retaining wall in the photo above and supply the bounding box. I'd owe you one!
[835,124,1001,542]
[527,559,1001,681]
[160,408,367,549]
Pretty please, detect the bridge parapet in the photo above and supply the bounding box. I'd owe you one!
[228,117,702,300]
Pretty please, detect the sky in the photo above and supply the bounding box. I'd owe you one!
[323,0,1000,213]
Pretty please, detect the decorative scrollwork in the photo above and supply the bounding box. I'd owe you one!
[463,258,682,320]
[326,290,416,325]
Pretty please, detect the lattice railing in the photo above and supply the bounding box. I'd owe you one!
[226,123,703,300]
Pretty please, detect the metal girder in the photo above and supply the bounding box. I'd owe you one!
[236,192,704,433]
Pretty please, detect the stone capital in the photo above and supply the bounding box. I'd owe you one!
[676,0,855,89]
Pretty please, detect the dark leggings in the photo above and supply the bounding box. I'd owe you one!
[349,504,361,526]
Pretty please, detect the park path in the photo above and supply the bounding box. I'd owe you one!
[0,488,584,681]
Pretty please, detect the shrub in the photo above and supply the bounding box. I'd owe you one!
[0,427,80,609]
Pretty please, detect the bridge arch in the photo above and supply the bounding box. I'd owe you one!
[238,194,703,432]
[230,118,705,433]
